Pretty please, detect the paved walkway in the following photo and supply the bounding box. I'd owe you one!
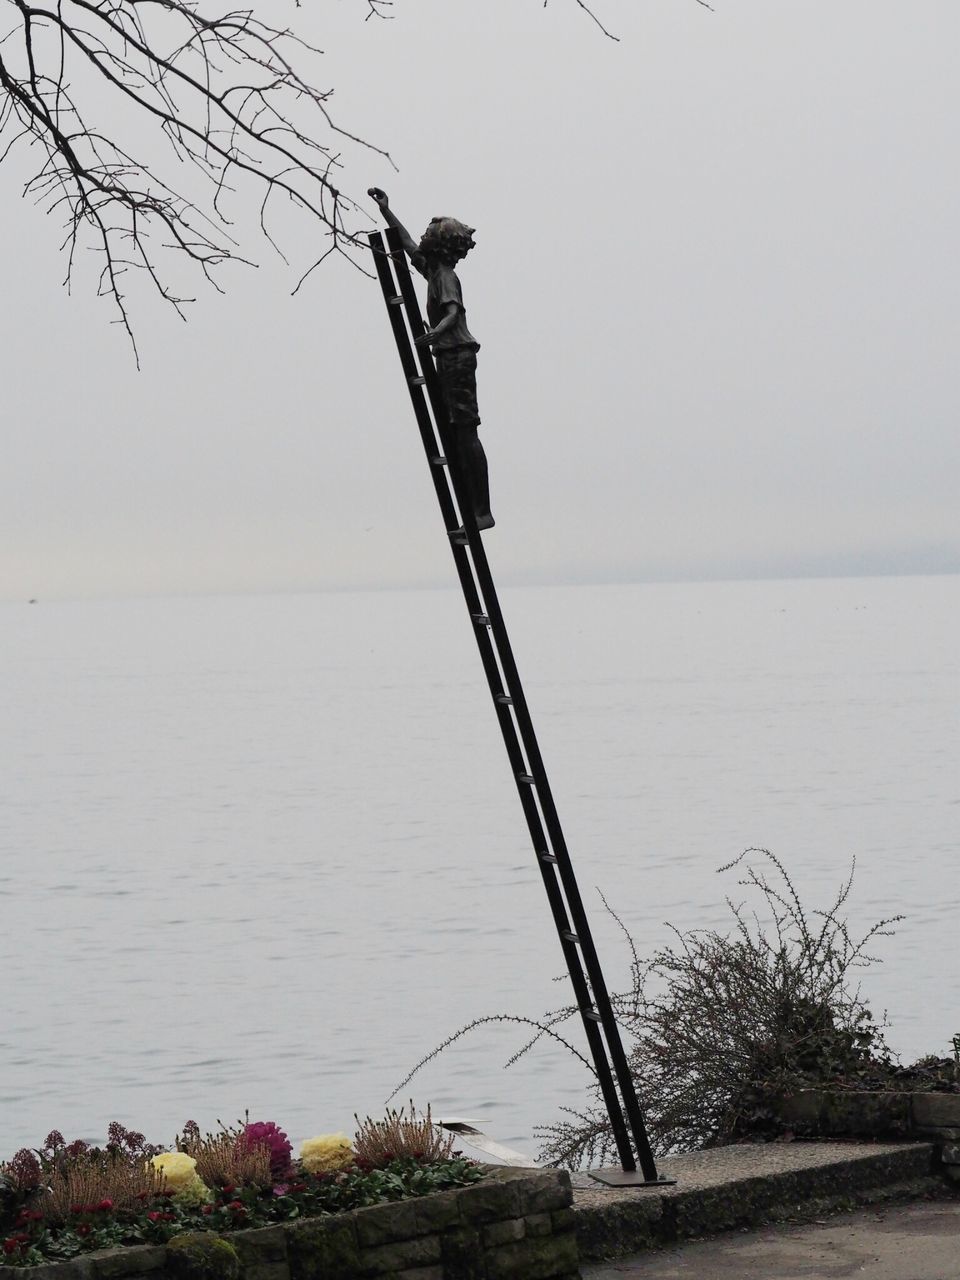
[582,1199,960,1279]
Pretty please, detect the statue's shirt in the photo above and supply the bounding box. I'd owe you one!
[416,260,480,352]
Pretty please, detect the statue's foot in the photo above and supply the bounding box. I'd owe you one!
[475,513,495,531]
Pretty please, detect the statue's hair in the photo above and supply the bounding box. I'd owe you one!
[418,217,476,264]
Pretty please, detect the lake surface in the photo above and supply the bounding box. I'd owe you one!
[1,574,957,1159]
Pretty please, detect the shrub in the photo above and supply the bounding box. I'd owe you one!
[353,1104,454,1169]
[393,849,903,1168]
[4,1129,164,1226]
[536,850,901,1165]
[175,1123,271,1192]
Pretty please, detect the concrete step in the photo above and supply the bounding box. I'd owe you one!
[572,1140,938,1263]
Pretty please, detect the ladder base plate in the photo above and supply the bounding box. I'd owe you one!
[587,1167,677,1188]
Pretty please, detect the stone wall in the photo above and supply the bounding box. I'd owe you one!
[26,1168,581,1280]
[773,1089,960,1183]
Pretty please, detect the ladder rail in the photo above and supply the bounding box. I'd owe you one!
[368,229,660,1182]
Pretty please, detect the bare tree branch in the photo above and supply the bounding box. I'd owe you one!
[0,0,705,352]
[0,0,397,355]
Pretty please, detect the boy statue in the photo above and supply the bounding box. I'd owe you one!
[369,188,494,531]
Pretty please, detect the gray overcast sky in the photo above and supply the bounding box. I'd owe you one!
[1,0,957,601]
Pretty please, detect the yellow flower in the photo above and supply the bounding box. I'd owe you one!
[173,1174,214,1208]
[151,1151,200,1192]
[300,1134,354,1175]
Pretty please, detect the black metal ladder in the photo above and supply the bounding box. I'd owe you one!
[369,227,664,1184]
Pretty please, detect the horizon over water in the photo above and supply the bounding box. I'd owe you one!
[1,573,957,1160]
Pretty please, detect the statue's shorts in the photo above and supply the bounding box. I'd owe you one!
[435,347,480,429]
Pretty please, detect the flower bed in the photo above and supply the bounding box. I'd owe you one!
[0,1111,490,1270]
[5,1165,579,1280]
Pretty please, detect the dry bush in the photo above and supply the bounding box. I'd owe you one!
[392,850,902,1170]
[353,1104,453,1168]
[41,1154,162,1224]
[176,1122,272,1190]
[534,850,901,1167]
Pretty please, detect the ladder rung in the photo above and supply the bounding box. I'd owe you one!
[495,693,513,705]
[430,455,448,466]
[517,773,535,785]
[408,375,426,386]
[472,613,490,626]
[561,929,580,943]
[387,294,404,305]
[583,1009,602,1023]
[539,851,558,864]
[449,530,469,545]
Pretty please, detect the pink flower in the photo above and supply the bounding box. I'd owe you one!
[241,1121,292,1178]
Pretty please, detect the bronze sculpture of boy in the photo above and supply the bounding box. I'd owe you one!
[369,189,494,532]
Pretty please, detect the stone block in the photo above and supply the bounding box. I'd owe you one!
[91,1248,168,1279]
[165,1234,240,1280]
[235,1262,287,1280]
[481,1219,525,1247]
[30,1265,85,1280]
[912,1094,960,1131]
[354,1198,420,1247]
[943,1165,960,1185]
[820,1091,911,1136]
[523,1212,553,1238]
[392,1269,444,1280]
[359,1234,441,1274]
[775,1089,825,1131]
[516,1171,572,1216]
[550,1208,576,1234]
[286,1216,361,1280]
[216,1235,285,1280]
[484,1233,581,1280]
[939,1143,960,1165]
[456,1177,522,1225]
[439,1226,483,1280]
[230,1226,288,1267]
[411,1188,461,1235]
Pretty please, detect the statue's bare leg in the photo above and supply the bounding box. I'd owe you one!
[457,427,494,530]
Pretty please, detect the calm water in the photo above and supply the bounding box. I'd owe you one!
[1,575,957,1159]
